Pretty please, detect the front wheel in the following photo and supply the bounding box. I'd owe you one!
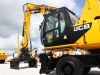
[56,56,82,75]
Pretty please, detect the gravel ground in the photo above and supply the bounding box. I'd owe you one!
[0,56,100,75]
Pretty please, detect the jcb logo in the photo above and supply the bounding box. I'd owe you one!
[74,24,90,31]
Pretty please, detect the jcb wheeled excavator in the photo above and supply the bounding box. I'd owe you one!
[11,0,100,75]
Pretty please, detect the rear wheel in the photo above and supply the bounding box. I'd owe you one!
[83,67,91,74]
[56,56,82,75]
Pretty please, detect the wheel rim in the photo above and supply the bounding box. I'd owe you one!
[64,66,72,74]
[61,64,73,75]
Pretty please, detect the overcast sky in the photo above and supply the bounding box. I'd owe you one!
[0,0,85,54]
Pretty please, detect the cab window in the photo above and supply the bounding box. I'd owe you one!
[68,11,78,24]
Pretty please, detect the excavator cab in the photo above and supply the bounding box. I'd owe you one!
[41,7,78,47]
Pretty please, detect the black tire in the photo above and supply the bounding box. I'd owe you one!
[56,56,82,75]
[83,67,91,74]
[28,57,37,67]
[0,60,5,63]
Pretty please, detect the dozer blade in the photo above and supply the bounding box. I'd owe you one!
[10,58,20,69]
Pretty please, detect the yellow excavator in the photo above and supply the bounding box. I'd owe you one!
[10,0,100,75]
[0,50,7,63]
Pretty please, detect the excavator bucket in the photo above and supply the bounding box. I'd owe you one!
[10,58,20,69]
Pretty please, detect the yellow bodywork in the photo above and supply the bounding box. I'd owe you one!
[76,0,100,49]
[0,50,7,60]
[79,0,100,24]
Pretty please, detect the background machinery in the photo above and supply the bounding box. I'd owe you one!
[0,50,7,63]
[10,0,100,75]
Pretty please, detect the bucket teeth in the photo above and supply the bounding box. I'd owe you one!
[10,58,20,69]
